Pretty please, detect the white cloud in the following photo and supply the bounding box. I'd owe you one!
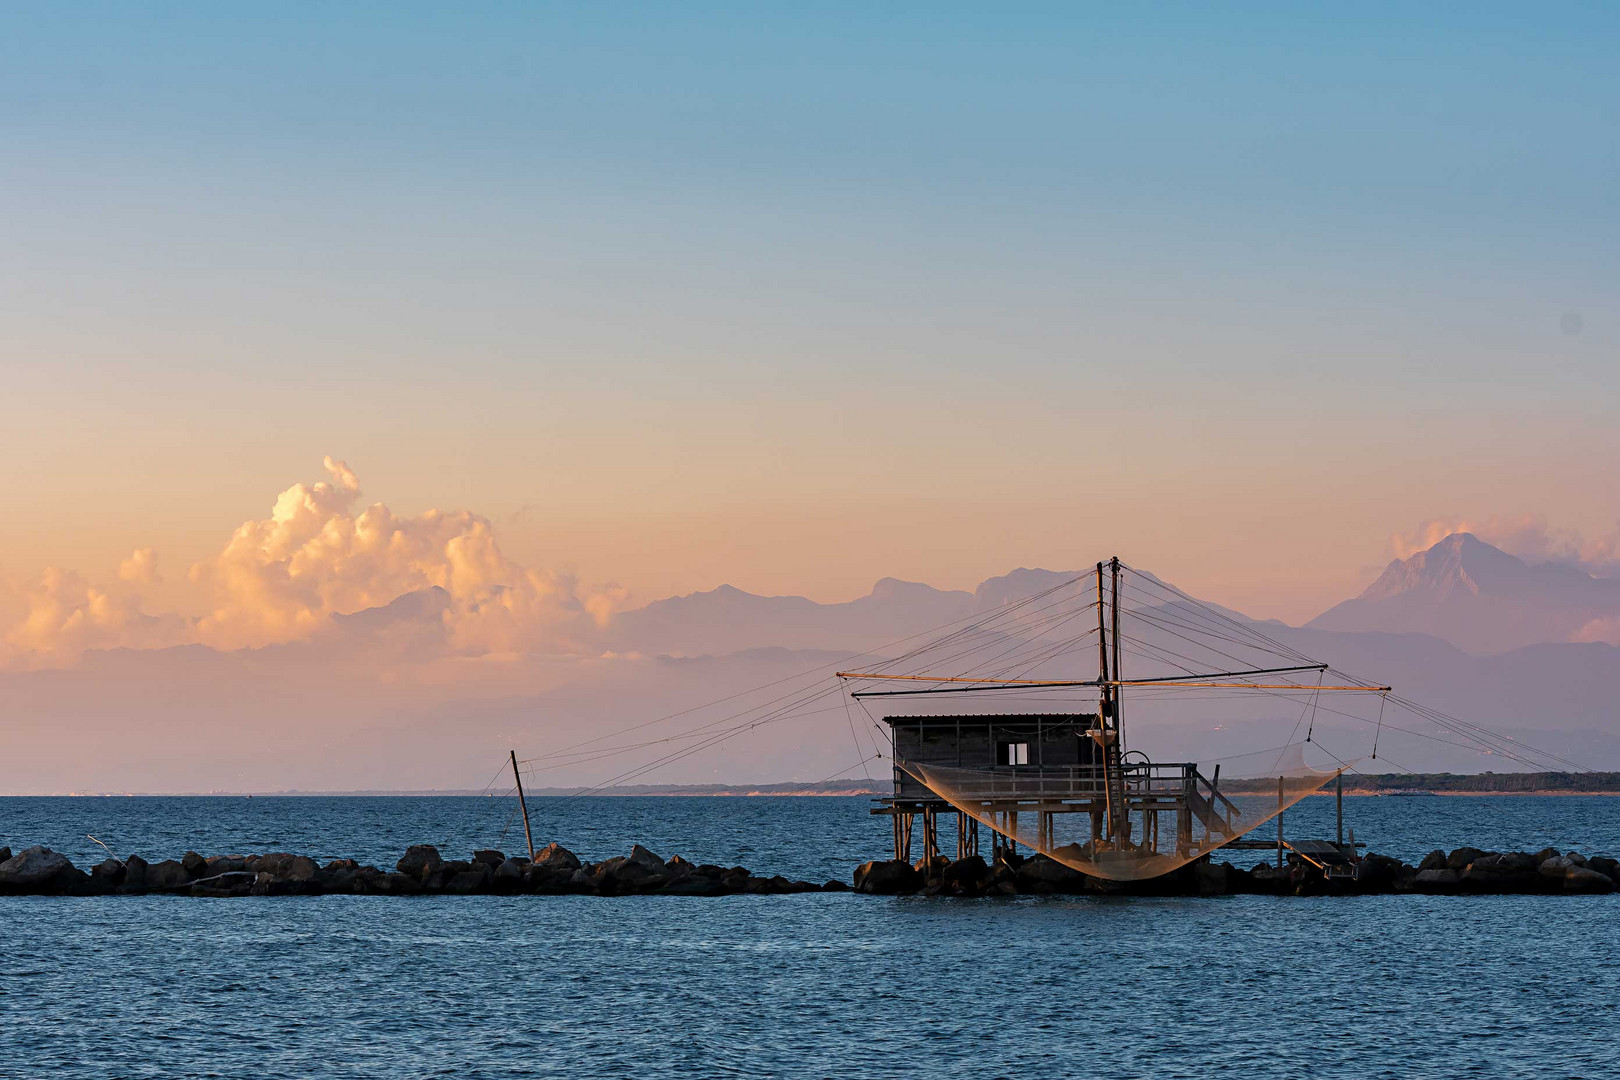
[118,547,160,585]
[2,458,631,666]
[1392,514,1620,577]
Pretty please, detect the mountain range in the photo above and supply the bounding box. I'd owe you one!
[3,532,1617,792]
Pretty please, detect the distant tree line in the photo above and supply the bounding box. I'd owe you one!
[1226,772,1620,794]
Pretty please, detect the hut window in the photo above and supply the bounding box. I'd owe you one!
[998,741,1030,766]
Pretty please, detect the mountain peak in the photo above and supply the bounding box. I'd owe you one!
[1310,533,1620,654]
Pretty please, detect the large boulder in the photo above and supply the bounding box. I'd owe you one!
[853,859,922,894]
[1460,853,1540,892]
[122,854,149,892]
[0,846,75,892]
[589,853,667,894]
[627,845,665,872]
[1014,854,1088,893]
[1417,850,1448,872]
[91,858,127,889]
[181,851,208,876]
[1413,868,1460,891]
[1564,866,1614,893]
[533,843,580,871]
[190,872,257,898]
[397,845,444,880]
[145,860,193,890]
[940,855,990,894]
[1532,847,1562,867]
[1446,847,1489,871]
[1538,856,1574,879]
[471,850,506,869]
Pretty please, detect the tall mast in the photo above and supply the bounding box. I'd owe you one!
[1110,556,1123,753]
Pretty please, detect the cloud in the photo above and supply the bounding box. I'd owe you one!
[118,548,160,585]
[2,458,631,666]
[1573,617,1620,646]
[1391,515,1620,577]
[2,567,187,667]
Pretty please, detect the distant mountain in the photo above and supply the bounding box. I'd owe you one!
[1308,533,1620,654]
[605,572,1084,657]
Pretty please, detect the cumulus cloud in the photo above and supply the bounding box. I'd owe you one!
[118,547,160,585]
[2,567,187,667]
[1573,617,1620,646]
[2,458,631,666]
[1391,515,1620,577]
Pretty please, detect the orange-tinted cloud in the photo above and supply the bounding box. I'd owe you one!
[2,458,630,667]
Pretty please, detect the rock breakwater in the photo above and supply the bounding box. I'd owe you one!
[0,842,846,898]
[852,845,1620,896]
[4,841,1614,898]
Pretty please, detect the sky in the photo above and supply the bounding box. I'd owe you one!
[2,2,1617,636]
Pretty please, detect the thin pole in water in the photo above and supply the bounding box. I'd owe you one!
[511,749,536,862]
[1336,772,1344,847]
[1276,776,1285,870]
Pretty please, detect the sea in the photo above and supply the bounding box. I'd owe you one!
[4,794,1619,1079]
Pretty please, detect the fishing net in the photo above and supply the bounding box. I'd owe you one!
[900,742,1346,881]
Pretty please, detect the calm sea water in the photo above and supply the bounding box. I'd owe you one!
[4,795,1620,1078]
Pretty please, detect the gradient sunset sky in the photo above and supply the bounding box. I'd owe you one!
[3,2,1616,635]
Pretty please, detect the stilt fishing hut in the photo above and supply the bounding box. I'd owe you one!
[839,557,1391,882]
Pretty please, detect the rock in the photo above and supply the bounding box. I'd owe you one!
[853,859,922,894]
[1356,854,1410,890]
[1566,852,1588,867]
[1418,850,1448,872]
[1015,854,1088,893]
[590,854,667,894]
[190,872,257,898]
[1413,868,1460,890]
[627,845,665,871]
[145,859,192,890]
[91,858,126,887]
[1446,847,1488,871]
[381,872,422,895]
[1538,856,1573,879]
[206,855,248,874]
[472,850,506,869]
[0,846,74,891]
[533,843,580,871]
[1564,866,1614,893]
[122,855,149,892]
[494,858,527,886]
[662,876,726,896]
[445,870,490,893]
[1532,847,1561,866]
[1194,859,1229,896]
[0,847,10,863]
[323,859,359,873]
[1588,856,1619,879]
[940,855,990,894]
[1473,852,1535,874]
[397,845,444,880]
[821,879,852,892]
[181,851,208,876]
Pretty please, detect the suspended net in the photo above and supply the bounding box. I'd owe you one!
[900,742,1348,882]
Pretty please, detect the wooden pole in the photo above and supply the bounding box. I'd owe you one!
[1110,556,1123,753]
[511,750,536,862]
[1336,772,1344,847]
[1276,776,1285,870]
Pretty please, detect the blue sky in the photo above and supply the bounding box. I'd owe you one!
[1,3,1615,618]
